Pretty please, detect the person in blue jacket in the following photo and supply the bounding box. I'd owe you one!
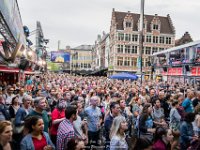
[180,112,198,150]
[20,116,55,150]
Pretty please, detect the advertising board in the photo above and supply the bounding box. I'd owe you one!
[51,51,70,63]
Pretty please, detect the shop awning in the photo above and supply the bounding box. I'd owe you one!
[0,65,36,74]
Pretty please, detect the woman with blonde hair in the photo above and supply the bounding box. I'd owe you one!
[110,116,128,150]
[0,121,19,150]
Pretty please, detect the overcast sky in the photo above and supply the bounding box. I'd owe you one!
[17,0,200,52]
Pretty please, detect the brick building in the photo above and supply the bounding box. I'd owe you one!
[175,32,193,46]
[108,9,176,75]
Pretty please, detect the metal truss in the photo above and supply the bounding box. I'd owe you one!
[0,12,17,49]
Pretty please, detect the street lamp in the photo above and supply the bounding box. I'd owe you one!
[138,0,145,86]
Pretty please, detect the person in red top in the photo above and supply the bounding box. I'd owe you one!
[20,116,55,150]
[152,127,174,150]
[49,100,66,146]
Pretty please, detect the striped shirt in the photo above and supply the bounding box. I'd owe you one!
[57,119,75,150]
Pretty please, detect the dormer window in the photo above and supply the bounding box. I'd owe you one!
[153,24,159,30]
[126,22,132,28]
[123,14,134,30]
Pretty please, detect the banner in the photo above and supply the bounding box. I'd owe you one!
[162,67,183,76]
[191,67,200,76]
[168,68,183,75]
[51,51,70,63]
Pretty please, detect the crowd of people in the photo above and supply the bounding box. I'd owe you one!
[0,73,200,150]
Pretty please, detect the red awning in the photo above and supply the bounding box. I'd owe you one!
[0,65,35,74]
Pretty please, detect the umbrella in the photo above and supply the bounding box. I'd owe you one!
[109,72,138,80]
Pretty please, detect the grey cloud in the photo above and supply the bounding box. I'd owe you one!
[17,0,200,51]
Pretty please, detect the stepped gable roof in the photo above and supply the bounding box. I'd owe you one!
[175,32,193,46]
[114,11,174,34]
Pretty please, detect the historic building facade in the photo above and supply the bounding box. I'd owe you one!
[108,9,176,75]
[70,45,93,73]
[92,32,109,70]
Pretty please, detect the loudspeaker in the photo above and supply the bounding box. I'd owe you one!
[185,65,190,71]
[18,57,29,70]
[163,67,167,72]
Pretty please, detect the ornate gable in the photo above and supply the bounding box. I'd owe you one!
[137,16,148,31]
[151,14,161,32]
[123,12,134,30]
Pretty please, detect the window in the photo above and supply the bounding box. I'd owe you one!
[118,33,124,41]
[131,46,138,54]
[160,36,164,44]
[125,45,131,53]
[166,37,171,44]
[145,47,151,55]
[152,47,158,54]
[132,34,138,42]
[88,64,91,68]
[117,57,123,66]
[142,48,145,54]
[144,58,149,67]
[126,22,132,28]
[159,48,164,51]
[131,57,137,66]
[143,23,146,29]
[117,45,123,53]
[125,34,131,41]
[153,36,158,43]
[153,24,159,30]
[124,57,130,66]
[146,35,151,43]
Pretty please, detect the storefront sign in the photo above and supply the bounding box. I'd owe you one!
[191,67,200,76]
[167,67,183,75]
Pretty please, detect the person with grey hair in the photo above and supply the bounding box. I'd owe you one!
[84,96,102,147]
[28,97,49,132]
[15,95,33,126]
